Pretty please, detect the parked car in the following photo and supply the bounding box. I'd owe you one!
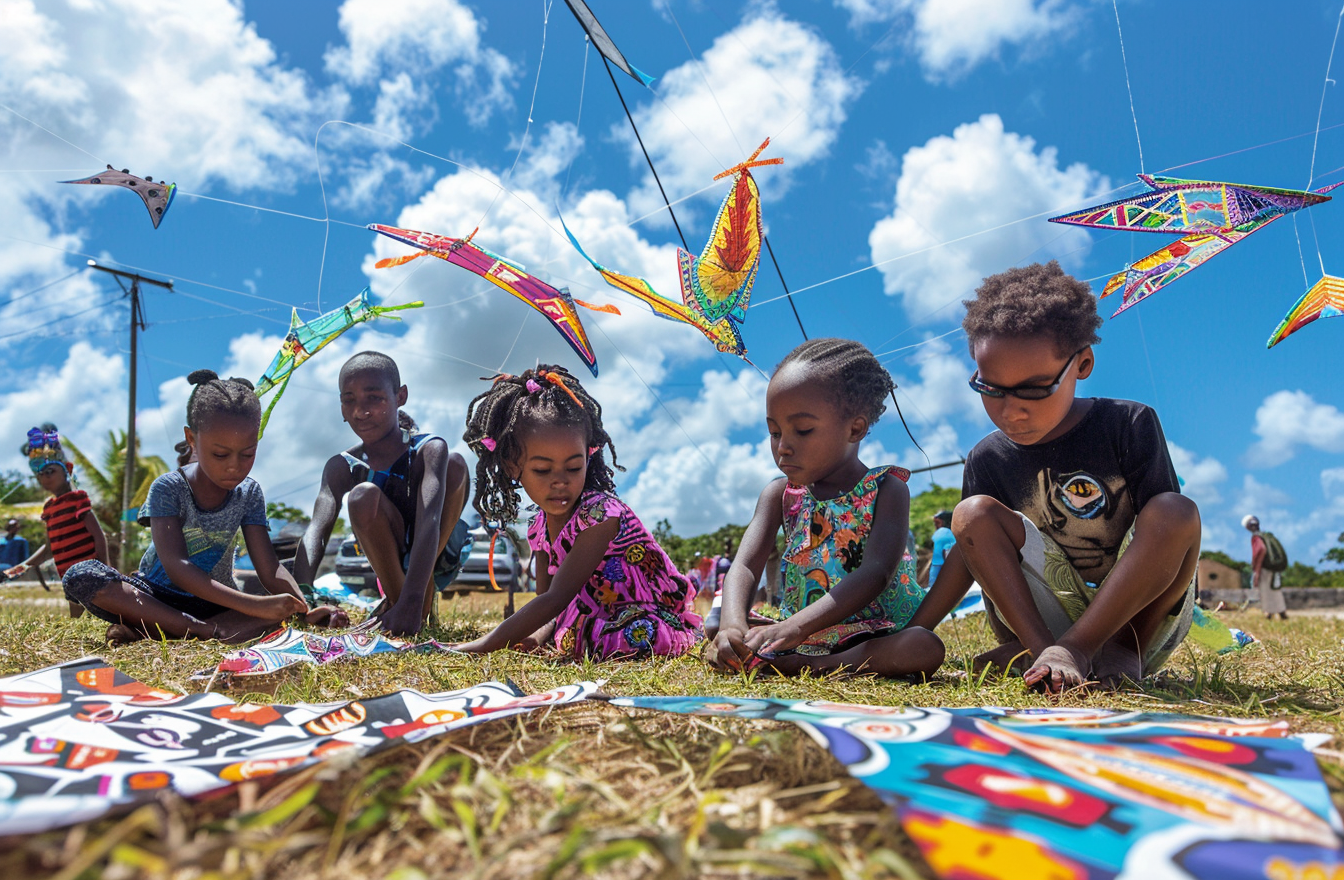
[335,534,377,595]
[234,521,338,594]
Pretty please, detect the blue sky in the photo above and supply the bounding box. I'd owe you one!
[2,0,1342,567]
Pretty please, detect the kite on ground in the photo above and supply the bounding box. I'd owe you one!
[0,656,597,834]
[1267,274,1344,347]
[256,288,423,436]
[616,697,1344,879]
[562,139,782,360]
[1050,174,1341,316]
[368,224,608,377]
[191,626,448,682]
[563,0,654,87]
[61,165,176,229]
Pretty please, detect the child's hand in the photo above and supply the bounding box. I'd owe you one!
[3,564,27,580]
[253,593,307,621]
[305,605,350,629]
[375,600,425,638]
[744,619,806,656]
[708,627,752,671]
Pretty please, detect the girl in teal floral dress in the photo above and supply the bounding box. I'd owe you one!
[451,366,701,659]
[708,339,944,677]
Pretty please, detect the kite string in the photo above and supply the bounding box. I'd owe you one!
[479,0,554,229]
[1304,2,1344,278]
[1111,0,1145,174]
[0,101,105,165]
[561,35,591,200]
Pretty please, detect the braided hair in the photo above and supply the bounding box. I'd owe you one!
[185,369,261,432]
[463,365,620,525]
[775,338,894,424]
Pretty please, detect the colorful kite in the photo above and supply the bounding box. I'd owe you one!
[191,626,450,682]
[368,224,606,377]
[612,697,1344,879]
[563,0,653,87]
[1267,274,1344,347]
[0,656,597,834]
[255,288,423,436]
[61,165,176,229]
[1050,174,1341,316]
[563,140,782,360]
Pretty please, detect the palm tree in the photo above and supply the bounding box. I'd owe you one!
[65,431,168,571]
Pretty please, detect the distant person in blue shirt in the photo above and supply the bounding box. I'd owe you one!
[929,509,955,587]
[0,519,29,570]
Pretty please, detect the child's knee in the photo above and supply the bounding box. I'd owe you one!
[902,626,945,674]
[952,495,1013,540]
[62,559,120,608]
[1139,493,1200,537]
[347,482,383,523]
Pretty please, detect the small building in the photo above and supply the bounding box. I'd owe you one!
[1198,558,1247,594]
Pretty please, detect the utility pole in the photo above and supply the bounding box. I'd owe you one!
[87,260,173,570]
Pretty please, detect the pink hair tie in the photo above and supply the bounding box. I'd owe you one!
[588,446,600,457]
[526,379,542,394]
[480,437,497,452]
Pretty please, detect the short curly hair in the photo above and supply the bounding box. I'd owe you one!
[962,261,1102,357]
[775,338,894,424]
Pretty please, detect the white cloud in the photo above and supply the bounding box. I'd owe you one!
[324,0,514,125]
[833,0,1077,81]
[623,438,780,536]
[1167,442,1227,506]
[890,336,984,426]
[1247,390,1344,466]
[868,114,1106,317]
[621,9,862,222]
[1234,473,1293,516]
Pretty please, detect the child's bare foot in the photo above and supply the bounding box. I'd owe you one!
[1092,639,1142,690]
[972,640,1032,678]
[1023,644,1091,694]
[105,623,144,646]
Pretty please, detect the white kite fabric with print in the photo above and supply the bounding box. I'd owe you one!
[0,657,597,834]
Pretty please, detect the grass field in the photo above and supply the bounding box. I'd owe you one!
[2,589,1343,879]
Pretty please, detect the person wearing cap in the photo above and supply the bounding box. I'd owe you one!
[0,519,29,570]
[1243,515,1288,620]
[929,510,955,588]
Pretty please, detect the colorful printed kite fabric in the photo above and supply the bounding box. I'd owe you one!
[368,224,600,377]
[562,0,654,87]
[311,572,381,611]
[190,626,448,681]
[611,698,1343,880]
[255,288,423,436]
[1050,174,1338,234]
[1051,174,1341,317]
[61,165,176,229]
[0,657,597,834]
[1267,274,1344,347]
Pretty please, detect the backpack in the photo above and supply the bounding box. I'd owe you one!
[1261,532,1289,572]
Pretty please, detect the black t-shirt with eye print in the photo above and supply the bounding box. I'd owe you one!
[961,398,1180,584]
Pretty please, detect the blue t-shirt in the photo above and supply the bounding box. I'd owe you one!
[137,469,267,592]
[0,535,29,567]
[929,526,955,585]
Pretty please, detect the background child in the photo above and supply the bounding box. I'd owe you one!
[453,365,700,658]
[709,339,944,678]
[909,262,1201,693]
[4,425,107,617]
[63,370,346,643]
[293,351,471,637]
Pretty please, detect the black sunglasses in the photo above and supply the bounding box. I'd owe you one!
[968,348,1085,400]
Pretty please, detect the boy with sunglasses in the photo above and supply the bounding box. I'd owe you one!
[908,261,1200,693]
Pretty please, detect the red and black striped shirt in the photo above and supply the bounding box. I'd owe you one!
[41,490,98,576]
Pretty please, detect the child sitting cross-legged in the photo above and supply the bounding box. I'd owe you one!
[63,370,348,644]
[450,365,701,659]
[707,339,944,678]
[908,262,1201,692]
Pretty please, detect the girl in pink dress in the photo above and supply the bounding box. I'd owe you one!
[451,366,701,659]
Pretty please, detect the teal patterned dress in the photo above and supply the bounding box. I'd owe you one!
[780,466,925,655]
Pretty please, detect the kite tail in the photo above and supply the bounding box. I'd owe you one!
[889,390,931,472]
[257,370,293,439]
[374,300,426,319]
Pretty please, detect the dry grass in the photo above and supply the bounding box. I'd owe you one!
[2,590,1344,878]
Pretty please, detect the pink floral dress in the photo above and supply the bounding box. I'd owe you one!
[528,491,702,659]
[780,465,924,655]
